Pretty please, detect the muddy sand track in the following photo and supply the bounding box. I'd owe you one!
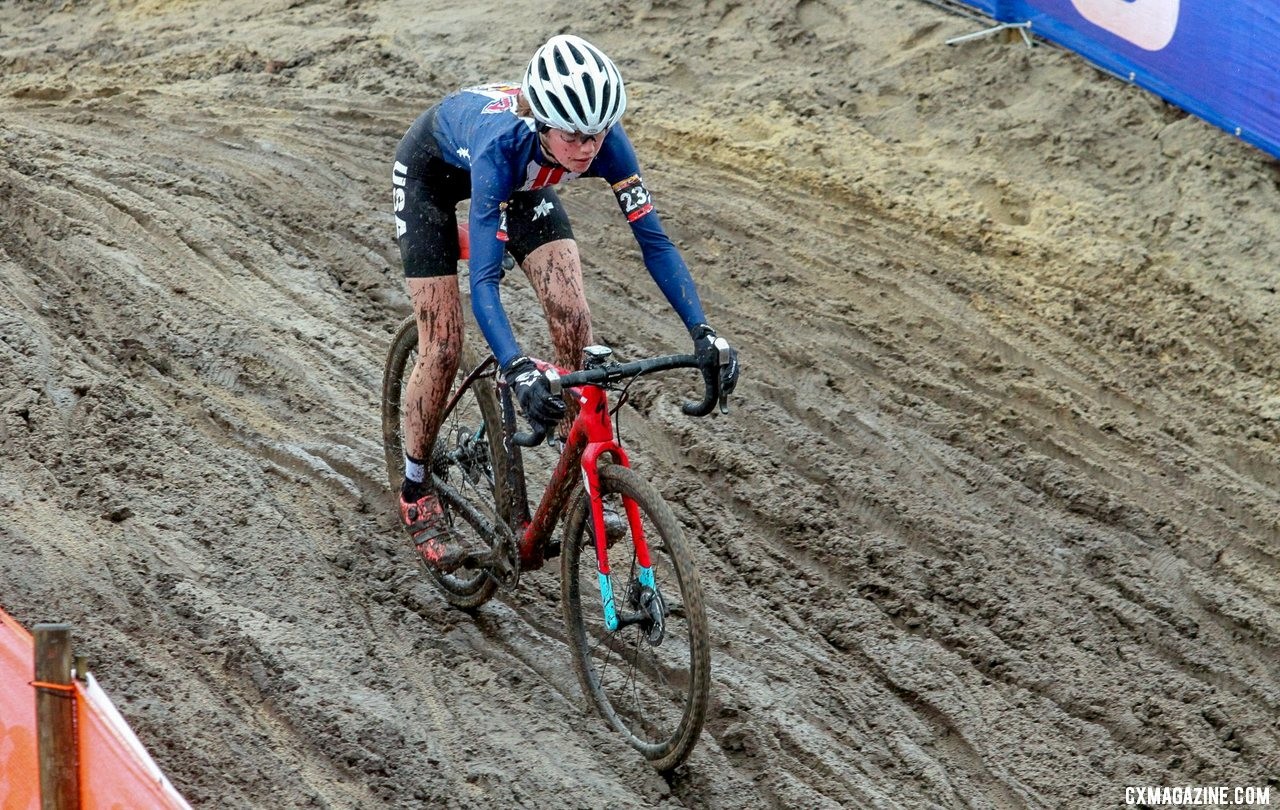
[1,1,1278,807]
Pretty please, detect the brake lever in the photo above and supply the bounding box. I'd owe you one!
[715,336,731,414]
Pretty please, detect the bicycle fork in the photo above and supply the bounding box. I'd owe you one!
[581,444,665,644]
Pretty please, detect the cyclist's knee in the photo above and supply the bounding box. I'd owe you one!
[416,329,462,368]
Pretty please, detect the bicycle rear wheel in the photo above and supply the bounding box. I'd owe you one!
[381,316,509,608]
[560,463,711,771]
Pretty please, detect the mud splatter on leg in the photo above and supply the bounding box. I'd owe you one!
[521,238,592,371]
[522,239,591,434]
[404,276,463,461]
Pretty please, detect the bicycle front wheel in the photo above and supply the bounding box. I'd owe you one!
[381,316,508,609]
[561,463,711,771]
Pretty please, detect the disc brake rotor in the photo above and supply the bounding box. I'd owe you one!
[628,580,666,646]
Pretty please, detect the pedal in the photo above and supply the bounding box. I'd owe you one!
[460,531,520,590]
[453,547,517,591]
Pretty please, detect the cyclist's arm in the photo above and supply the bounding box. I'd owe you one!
[596,126,708,330]
[628,208,707,330]
[467,152,523,368]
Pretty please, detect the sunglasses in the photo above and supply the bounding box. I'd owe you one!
[540,125,609,145]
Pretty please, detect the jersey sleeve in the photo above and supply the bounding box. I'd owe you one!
[596,127,708,331]
[467,142,523,368]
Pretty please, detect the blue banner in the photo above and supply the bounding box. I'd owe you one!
[956,0,1280,160]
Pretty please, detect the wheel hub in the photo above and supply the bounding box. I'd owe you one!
[627,580,666,646]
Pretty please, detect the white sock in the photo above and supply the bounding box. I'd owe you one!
[404,453,426,484]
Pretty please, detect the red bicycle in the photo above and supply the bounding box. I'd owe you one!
[381,320,732,771]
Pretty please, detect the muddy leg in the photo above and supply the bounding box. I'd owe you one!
[520,238,592,371]
[404,276,463,467]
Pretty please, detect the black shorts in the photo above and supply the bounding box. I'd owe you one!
[393,106,574,279]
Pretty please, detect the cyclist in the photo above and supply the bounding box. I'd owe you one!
[391,34,740,571]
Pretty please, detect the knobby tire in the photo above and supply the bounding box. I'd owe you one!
[560,463,711,771]
[381,315,508,609]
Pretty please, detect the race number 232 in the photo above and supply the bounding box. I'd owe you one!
[1071,0,1179,51]
[612,174,654,223]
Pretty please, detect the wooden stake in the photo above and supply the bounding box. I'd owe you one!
[34,623,80,810]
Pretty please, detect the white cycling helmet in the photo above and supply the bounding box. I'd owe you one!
[522,34,627,135]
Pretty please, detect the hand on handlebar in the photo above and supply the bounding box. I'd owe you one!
[503,356,567,436]
[691,324,740,406]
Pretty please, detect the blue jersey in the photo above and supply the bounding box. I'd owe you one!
[428,84,707,367]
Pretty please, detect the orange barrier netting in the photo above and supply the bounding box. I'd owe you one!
[0,608,191,809]
[1,610,40,809]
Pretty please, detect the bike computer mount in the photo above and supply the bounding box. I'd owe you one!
[583,345,613,369]
[544,346,613,399]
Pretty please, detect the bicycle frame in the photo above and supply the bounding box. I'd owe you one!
[496,361,654,632]
[442,343,720,630]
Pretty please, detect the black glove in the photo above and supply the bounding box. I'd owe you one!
[503,356,567,431]
[691,323,740,398]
